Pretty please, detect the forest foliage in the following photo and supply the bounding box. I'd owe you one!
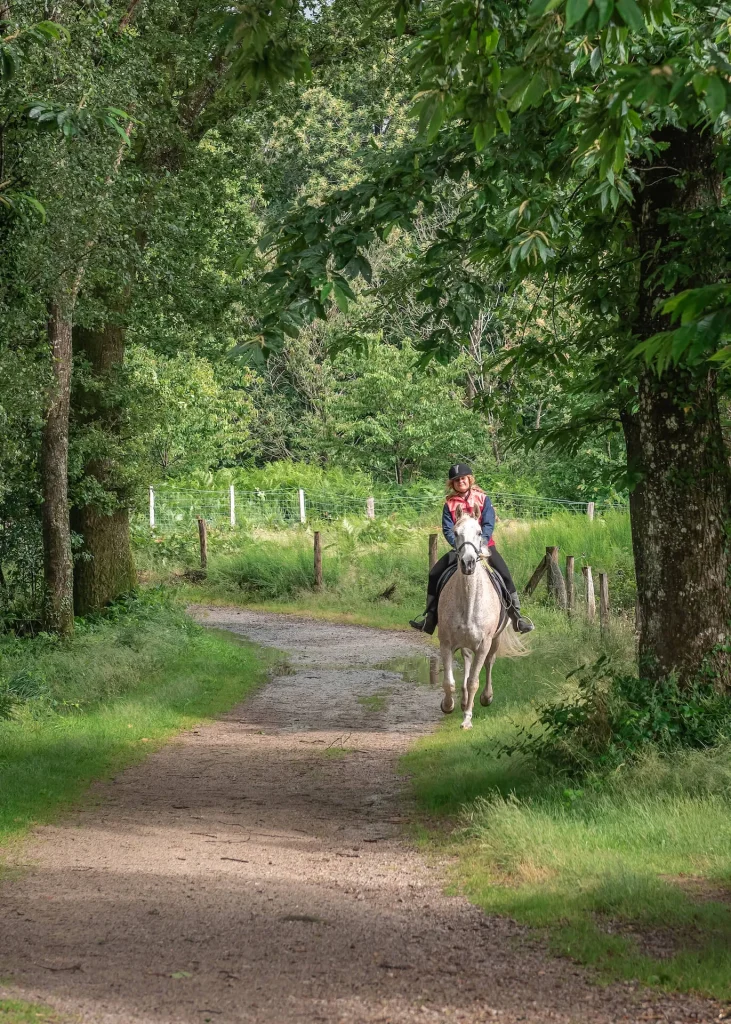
[0,0,729,687]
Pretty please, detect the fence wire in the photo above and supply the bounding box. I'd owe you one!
[146,487,625,530]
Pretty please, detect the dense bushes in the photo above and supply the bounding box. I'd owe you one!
[501,656,731,775]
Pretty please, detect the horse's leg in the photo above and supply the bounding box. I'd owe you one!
[460,648,473,712]
[440,643,455,714]
[479,635,501,707]
[461,642,490,730]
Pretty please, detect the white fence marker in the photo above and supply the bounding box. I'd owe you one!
[587,501,595,521]
[230,484,236,527]
[366,497,375,519]
[299,488,306,524]
[149,486,155,528]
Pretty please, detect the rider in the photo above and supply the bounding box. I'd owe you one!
[409,463,535,636]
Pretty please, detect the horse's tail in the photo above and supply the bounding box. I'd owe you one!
[496,623,529,658]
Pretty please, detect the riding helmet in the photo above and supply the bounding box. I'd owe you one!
[448,463,473,480]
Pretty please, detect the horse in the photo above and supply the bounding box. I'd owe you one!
[437,505,524,729]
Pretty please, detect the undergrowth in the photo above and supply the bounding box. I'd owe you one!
[499,655,731,774]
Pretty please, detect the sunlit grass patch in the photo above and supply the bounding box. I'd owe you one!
[0,996,67,1023]
[0,600,276,846]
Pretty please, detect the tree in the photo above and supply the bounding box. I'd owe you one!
[322,336,485,483]
[258,0,731,686]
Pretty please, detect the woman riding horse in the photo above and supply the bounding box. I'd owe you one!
[409,463,535,636]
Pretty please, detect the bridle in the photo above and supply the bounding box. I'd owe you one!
[456,539,482,559]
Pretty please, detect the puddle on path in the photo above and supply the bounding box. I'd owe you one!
[375,652,465,687]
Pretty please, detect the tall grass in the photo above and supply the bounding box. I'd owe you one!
[140,510,636,616]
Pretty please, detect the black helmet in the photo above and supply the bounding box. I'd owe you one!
[448,463,473,481]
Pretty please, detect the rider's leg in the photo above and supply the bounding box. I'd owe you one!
[488,547,535,633]
[409,552,455,634]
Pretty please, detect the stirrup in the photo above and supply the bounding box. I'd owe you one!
[410,614,437,636]
[514,615,535,634]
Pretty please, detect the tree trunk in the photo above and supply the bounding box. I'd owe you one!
[71,320,136,615]
[41,302,74,635]
[625,369,730,683]
[628,125,731,686]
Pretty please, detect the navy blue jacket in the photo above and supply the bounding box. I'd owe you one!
[442,492,496,549]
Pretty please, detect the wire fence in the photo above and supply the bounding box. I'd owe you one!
[145,486,626,531]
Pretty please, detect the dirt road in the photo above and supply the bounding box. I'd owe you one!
[0,607,718,1023]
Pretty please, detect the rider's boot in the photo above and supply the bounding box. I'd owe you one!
[508,590,535,634]
[409,594,438,635]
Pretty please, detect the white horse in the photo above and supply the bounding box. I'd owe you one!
[437,506,523,729]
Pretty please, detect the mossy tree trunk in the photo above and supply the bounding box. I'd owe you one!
[42,300,75,635]
[627,126,731,686]
[71,319,136,615]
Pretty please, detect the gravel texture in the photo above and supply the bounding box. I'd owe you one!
[0,606,722,1024]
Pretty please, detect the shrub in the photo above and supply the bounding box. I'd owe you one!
[501,656,731,776]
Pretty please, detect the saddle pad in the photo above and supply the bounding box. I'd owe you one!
[436,560,510,630]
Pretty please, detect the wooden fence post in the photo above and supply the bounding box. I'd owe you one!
[366,496,375,519]
[583,565,595,622]
[197,517,208,570]
[546,546,567,610]
[565,555,575,614]
[149,486,155,528]
[524,554,548,596]
[586,501,595,521]
[429,533,438,570]
[429,656,440,686]
[314,530,323,590]
[299,488,306,524]
[599,572,609,635]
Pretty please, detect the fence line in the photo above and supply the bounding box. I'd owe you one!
[143,486,626,530]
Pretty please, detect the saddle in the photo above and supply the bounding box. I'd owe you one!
[436,557,510,631]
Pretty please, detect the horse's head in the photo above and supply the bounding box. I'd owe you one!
[453,505,482,575]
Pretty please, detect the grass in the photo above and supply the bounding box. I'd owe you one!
[0,593,277,847]
[0,997,67,1023]
[401,610,731,1003]
[138,509,635,624]
[357,691,389,712]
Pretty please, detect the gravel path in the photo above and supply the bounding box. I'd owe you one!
[0,606,720,1024]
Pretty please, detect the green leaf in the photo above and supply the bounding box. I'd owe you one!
[496,108,511,135]
[565,0,590,29]
[520,73,546,112]
[590,46,602,74]
[333,284,349,313]
[595,0,614,26]
[705,76,727,120]
[615,0,645,32]
[473,119,496,151]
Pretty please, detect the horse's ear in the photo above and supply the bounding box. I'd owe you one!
[473,503,480,519]
[454,506,464,521]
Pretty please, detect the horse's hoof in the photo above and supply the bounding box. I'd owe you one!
[480,692,493,707]
[440,697,454,714]
[461,718,473,730]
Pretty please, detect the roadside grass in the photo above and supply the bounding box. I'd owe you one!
[402,610,731,1003]
[0,595,276,847]
[0,995,67,1023]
